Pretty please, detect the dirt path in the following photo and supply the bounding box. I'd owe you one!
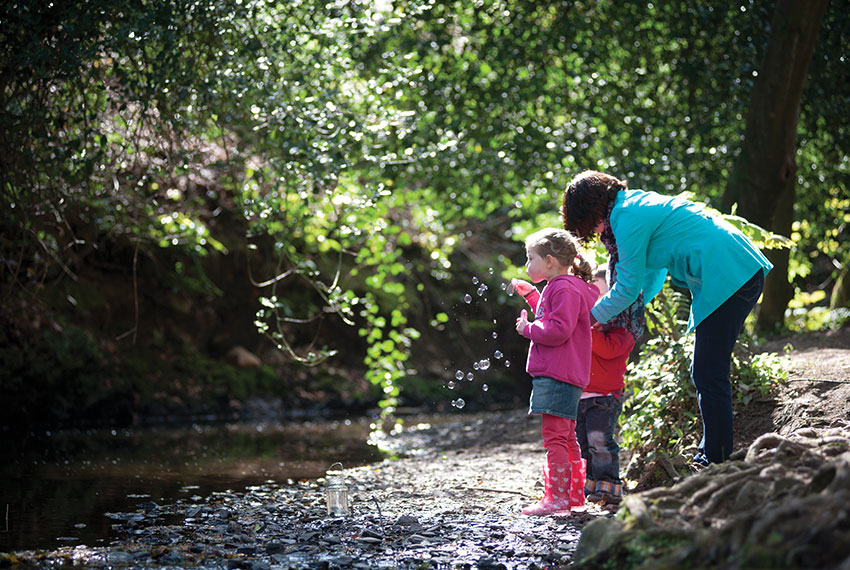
[4,328,849,569]
[758,327,850,436]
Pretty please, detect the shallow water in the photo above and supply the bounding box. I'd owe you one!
[0,418,380,552]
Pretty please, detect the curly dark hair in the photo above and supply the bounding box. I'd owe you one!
[561,170,627,241]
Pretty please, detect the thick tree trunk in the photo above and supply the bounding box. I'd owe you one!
[722,0,829,331]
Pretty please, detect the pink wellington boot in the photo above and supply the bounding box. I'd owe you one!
[569,458,587,509]
[522,462,572,516]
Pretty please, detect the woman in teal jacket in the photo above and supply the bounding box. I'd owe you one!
[561,170,773,465]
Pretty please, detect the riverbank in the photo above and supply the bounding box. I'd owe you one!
[3,410,604,569]
[3,328,849,569]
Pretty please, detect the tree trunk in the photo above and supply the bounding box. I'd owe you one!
[722,0,829,331]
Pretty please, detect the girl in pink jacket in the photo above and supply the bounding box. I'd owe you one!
[512,228,598,516]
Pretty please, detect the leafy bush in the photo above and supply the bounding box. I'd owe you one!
[0,324,106,424]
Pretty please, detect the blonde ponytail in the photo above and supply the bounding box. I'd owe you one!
[572,254,594,284]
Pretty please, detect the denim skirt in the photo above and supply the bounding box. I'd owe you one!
[528,377,583,420]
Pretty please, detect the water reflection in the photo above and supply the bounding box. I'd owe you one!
[0,419,380,552]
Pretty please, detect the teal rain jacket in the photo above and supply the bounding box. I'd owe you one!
[592,189,773,333]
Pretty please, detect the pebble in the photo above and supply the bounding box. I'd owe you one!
[107,551,135,563]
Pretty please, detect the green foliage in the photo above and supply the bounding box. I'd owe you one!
[789,185,850,299]
[785,304,850,333]
[0,324,107,422]
[1,0,846,429]
[731,348,788,406]
[621,286,696,455]
[620,284,787,461]
[719,209,794,252]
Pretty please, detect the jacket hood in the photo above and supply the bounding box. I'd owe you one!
[551,274,598,311]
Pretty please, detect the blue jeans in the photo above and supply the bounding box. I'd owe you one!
[692,270,764,464]
[576,394,623,483]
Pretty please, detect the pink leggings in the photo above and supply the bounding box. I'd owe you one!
[541,414,582,464]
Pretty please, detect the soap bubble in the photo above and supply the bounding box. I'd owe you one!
[494,350,503,359]
[488,267,494,275]
[478,359,491,370]
[463,294,472,304]
[504,360,511,368]
[455,370,464,380]
[473,361,480,370]
[477,284,488,296]
[492,332,498,339]
[482,384,489,392]
[447,381,455,390]
[452,398,466,409]
[466,372,474,381]
[472,276,479,285]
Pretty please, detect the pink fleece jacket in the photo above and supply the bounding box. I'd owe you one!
[521,274,597,389]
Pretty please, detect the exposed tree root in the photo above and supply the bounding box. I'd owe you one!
[574,421,850,569]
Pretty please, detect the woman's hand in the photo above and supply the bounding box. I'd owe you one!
[590,312,602,331]
[515,309,529,335]
[510,278,536,298]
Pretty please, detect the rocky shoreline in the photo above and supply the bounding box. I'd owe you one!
[3,411,607,569]
[4,343,850,570]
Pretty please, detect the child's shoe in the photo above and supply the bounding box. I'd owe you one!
[522,462,572,516]
[587,480,622,505]
[568,458,587,508]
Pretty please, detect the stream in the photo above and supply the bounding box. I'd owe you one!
[0,417,381,553]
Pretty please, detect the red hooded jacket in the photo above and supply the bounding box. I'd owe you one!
[587,327,634,395]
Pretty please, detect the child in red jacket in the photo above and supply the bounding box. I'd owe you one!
[578,264,635,505]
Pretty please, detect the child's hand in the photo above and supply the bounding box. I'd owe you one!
[516,309,529,335]
[511,278,536,298]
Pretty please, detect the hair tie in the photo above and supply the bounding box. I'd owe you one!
[576,253,583,261]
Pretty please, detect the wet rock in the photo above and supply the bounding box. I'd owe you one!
[264,542,288,554]
[105,550,134,563]
[476,556,506,569]
[396,514,419,526]
[573,517,625,564]
[358,527,384,540]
